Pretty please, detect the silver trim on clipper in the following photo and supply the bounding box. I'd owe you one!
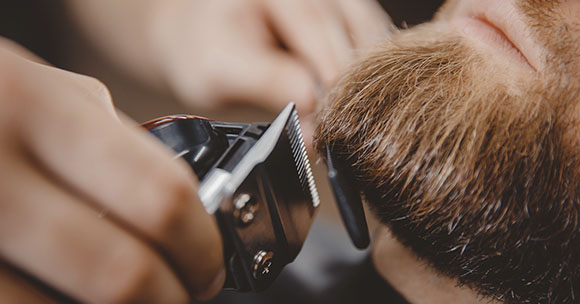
[198,102,321,213]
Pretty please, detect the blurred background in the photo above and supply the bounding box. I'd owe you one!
[0,1,444,302]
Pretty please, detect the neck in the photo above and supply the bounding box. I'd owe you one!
[371,226,499,304]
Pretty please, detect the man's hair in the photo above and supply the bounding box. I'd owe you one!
[315,7,580,302]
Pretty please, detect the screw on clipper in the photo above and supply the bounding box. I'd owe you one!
[234,193,258,225]
[252,250,274,280]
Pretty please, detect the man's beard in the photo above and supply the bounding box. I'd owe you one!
[314,6,580,303]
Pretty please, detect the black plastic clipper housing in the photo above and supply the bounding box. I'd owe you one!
[143,107,318,292]
[325,145,370,249]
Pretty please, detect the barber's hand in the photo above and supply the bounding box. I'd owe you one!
[150,0,392,114]
[0,39,224,303]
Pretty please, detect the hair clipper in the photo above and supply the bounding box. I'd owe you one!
[142,103,320,292]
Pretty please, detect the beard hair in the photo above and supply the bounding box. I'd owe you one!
[315,20,580,303]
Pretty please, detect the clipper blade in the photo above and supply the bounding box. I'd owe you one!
[286,109,320,209]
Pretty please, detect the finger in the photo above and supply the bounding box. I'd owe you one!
[0,46,117,118]
[64,72,119,118]
[0,159,188,303]
[336,0,395,50]
[312,0,355,63]
[266,0,352,87]
[0,262,57,303]
[222,50,319,115]
[13,60,225,300]
[0,36,50,65]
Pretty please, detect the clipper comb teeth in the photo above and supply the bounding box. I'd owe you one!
[287,109,320,208]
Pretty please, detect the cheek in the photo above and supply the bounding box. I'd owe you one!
[561,0,580,14]
[552,1,580,68]
[560,0,580,28]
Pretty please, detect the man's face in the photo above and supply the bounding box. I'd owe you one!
[316,0,580,302]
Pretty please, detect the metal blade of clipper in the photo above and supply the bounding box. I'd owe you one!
[286,107,320,208]
[198,102,319,213]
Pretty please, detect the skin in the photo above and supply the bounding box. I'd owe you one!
[0,39,223,302]
[372,226,497,304]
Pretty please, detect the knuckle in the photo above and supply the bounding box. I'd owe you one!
[181,60,223,107]
[147,173,196,238]
[0,55,21,96]
[81,75,114,106]
[0,58,29,116]
[106,246,157,303]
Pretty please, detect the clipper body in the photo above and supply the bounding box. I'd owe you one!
[143,103,319,291]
